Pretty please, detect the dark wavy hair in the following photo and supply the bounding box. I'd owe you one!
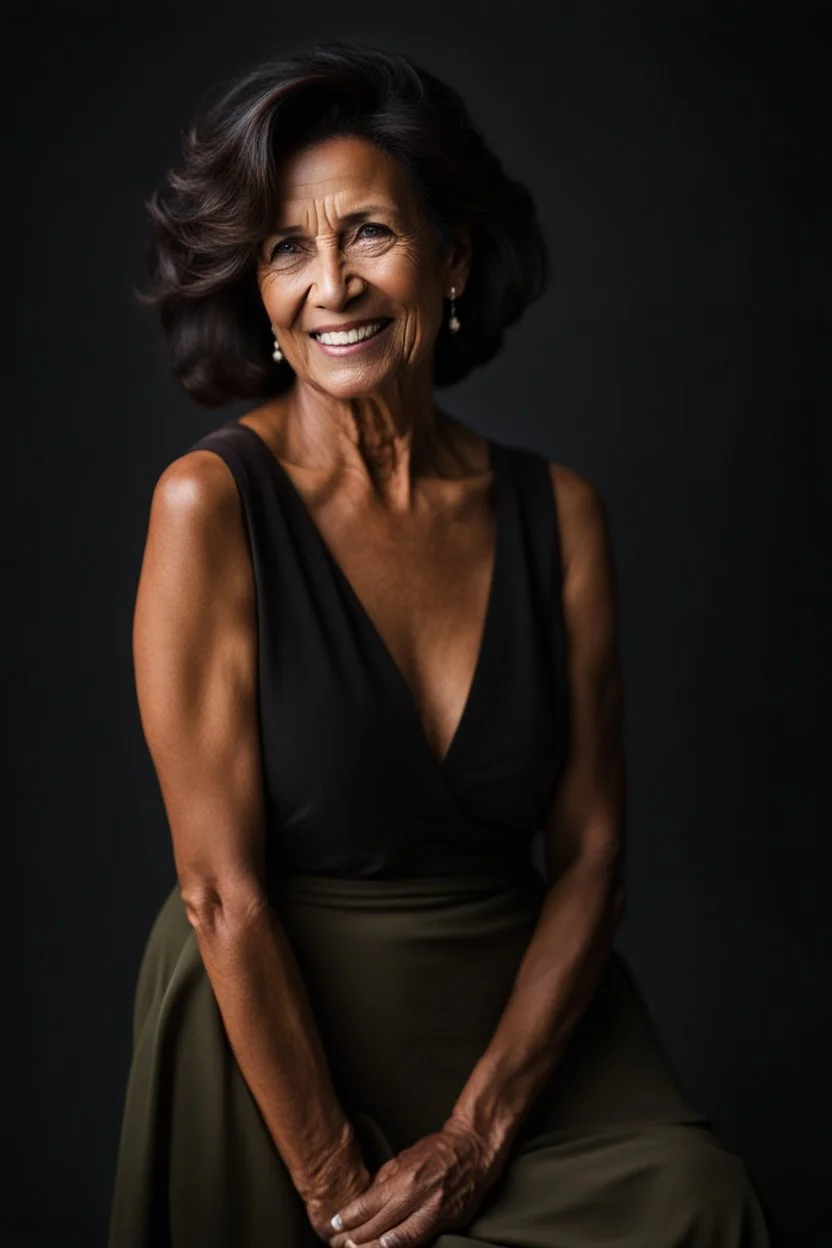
[140,42,549,407]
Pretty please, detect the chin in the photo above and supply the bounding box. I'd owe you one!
[311,363,404,400]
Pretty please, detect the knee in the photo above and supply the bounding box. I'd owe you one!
[661,1124,748,1192]
[649,1125,764,1235]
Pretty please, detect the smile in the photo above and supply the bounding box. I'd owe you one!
[309,319,392,355]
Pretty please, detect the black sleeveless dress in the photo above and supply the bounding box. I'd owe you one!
[108,420,772,1247]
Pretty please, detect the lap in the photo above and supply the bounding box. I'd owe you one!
[112,886,772,1247]
[446,1121,771,1248]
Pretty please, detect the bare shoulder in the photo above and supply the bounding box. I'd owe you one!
[135,446,253,637]
[148,445,243,538]
[546,461,615,567]
[545,460,619,617]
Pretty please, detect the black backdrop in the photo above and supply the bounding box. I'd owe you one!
[7,2,828,1244]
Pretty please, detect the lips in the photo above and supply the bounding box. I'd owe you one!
[309,318,394,356]
[309,318,392,344]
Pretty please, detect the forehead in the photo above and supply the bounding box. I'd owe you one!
[273,135,415,218]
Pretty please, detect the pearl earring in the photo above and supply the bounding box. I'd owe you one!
[448,286,461,334]
[272,327,283,363]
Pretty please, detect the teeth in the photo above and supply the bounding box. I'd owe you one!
[315,321,385,345]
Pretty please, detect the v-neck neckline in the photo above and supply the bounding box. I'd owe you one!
[230,419,505,775]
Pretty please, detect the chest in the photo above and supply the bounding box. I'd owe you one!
[287,479,499,766]
[194,421,570,876]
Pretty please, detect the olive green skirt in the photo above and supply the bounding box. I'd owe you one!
[109,867,771,1246]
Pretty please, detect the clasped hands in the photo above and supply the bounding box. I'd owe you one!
[306,1116,503,1248]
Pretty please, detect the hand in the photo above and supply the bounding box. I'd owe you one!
[301,1129,376,1245]
[326,1118,501,1248]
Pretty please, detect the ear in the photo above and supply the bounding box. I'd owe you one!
[444,222,473,297]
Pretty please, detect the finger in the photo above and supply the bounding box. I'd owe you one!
[330,1185,422,1247]
[334,1188,434,1248]
[357,1204,440,1248]
[329,1181,391,1236]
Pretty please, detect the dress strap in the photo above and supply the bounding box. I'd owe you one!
[184,419,287,552]
[494,440,564,625]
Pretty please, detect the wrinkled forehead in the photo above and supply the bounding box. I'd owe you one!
[271,136,418,226]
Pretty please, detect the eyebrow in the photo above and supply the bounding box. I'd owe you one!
[265,205,400,240]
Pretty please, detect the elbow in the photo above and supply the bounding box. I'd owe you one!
[179,874,270,941]
[593,846,626,926]
[576,846,627,929]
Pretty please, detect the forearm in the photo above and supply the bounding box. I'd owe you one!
[448,857,624,1166]
[190,898,355,1200]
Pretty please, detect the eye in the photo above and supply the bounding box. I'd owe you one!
[270,239,300,260]
[355,222,392,241]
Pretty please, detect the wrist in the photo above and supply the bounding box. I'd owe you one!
[293,1117,361,1202]
[442,1106,516,1178]
[446,1057,536,1172]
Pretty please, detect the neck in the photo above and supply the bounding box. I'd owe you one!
[273,364,456,490]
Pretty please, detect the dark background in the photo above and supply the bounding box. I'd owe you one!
[7,1,828,1243]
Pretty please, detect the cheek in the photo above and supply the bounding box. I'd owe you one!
[258,270,307,322]
[372,241,430,303]
[257,274,279,322]
[372,262,443,341]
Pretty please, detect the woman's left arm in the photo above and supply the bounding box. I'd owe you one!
[448,464,627,1169]
[327,466,627,1248]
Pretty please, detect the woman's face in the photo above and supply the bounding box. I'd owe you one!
[256,134,468,400]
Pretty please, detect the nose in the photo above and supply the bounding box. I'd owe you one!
[310,240,365,310]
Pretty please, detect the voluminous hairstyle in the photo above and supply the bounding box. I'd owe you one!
[141,41,549,407]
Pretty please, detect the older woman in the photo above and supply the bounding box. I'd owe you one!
[109,42,772,1248]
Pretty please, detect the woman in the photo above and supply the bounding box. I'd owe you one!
[109,42,772,1248]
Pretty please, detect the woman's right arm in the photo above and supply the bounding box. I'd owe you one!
[132,448,372,1236]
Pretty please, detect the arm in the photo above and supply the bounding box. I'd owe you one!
[447,464,627,1168]
[133,450,371,1227]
